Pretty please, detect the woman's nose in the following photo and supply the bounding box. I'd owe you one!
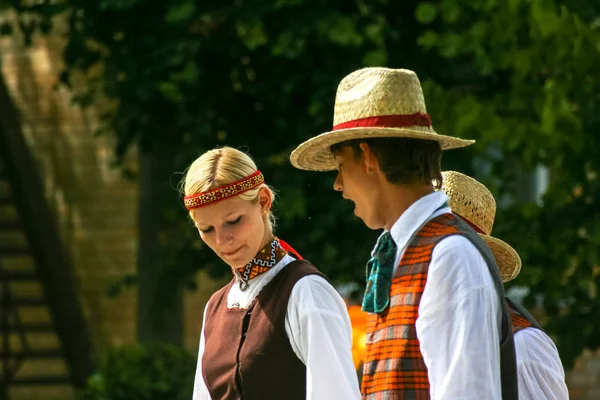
[216,230,231,246]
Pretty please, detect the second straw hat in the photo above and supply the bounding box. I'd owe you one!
[442,171,521,282]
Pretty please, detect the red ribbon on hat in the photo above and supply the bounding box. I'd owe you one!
[332,113,432,131]
[455,213,485,234]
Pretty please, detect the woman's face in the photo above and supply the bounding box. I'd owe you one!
[191,189,272,269]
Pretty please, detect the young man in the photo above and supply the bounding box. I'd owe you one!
[441,170,569,400]
[290,67,518,399]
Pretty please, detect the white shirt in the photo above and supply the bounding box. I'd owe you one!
[382,190,502,399]
[515,327,569,399]
[192,254,361,400]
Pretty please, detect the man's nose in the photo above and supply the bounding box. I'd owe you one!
[333,173,343,192]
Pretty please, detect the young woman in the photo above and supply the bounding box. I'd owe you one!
[184,147,360,400]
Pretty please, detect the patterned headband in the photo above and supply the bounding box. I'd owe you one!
[184,170,265,210]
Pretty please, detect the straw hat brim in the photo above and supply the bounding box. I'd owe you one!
[480,234,521,283]
[290,126,475,171]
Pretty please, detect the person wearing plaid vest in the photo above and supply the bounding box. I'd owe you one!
[506,296,567,400]
[504,300,567,399]
[290,68,517,399]
[359,211,515,399]
[441,171,568,400]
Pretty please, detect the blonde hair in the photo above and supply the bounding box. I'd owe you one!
[182,147,277,230]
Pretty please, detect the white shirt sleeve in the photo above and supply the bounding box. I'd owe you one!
[285,275,361,400]
[514,327,569,400]
[416,235,502,400]
[192,302,211,400]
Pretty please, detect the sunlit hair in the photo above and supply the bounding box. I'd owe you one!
[182,147,276,230]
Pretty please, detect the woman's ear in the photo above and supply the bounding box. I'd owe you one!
[258,187,272,214]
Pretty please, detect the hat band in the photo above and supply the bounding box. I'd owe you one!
[184,170,264,210]
[332,113,432,131]
[455,212,486,235]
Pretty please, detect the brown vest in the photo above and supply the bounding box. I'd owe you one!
[202,260,326,400]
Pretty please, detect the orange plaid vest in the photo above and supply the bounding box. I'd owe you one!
[361,213,517,399]
[506,297,542,334]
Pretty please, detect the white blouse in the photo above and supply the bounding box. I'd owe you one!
[514,327,569,399]
[192,254,361,400]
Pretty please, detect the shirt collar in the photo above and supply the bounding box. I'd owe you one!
[388,190,450,252]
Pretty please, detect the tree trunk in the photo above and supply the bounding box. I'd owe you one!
[137,145,183,345]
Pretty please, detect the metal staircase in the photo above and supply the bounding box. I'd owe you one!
[0,75,93,399]
[0,159,73,399]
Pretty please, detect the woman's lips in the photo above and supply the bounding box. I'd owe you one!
[223,246,243,257]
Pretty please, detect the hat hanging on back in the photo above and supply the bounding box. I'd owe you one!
[441,171,521,282]
[290,67,475,171]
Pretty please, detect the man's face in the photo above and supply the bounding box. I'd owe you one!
[333,145,383,230]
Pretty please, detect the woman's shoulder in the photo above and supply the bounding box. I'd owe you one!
[287,272,348,319]
[284,261,345,306]
[276,257,329,285]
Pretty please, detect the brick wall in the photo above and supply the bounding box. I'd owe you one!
[1,14,138,353]
[1,12,137,400]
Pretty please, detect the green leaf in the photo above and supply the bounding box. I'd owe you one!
[530,2,561,38]
[320,15,363,46]
[236,20,268,49]
[166,2,196,24]
[171,61,199,83]
[415,2,438,24]
[513,49,532,75]
[362,49,388,66]
[272,31,305,58]
[365,23,384,45]
[82,344,195,400]
[158,82,184,103]
[417,30,439,49]
[439,33,462,58]
[99,0,139,11]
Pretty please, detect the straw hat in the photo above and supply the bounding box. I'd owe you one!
[290,67,475,171]
[441,171,521,282]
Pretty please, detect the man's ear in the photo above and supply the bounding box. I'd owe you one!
[359,142,378,175]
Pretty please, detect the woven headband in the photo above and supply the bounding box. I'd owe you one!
[184,170,264,210]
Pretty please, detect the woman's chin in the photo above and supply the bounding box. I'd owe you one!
[223,254,252,270]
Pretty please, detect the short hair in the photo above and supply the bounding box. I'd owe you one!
[330,137,443,189]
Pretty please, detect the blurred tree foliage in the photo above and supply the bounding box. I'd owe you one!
[4,0,599,367]
[82,343,195,400]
